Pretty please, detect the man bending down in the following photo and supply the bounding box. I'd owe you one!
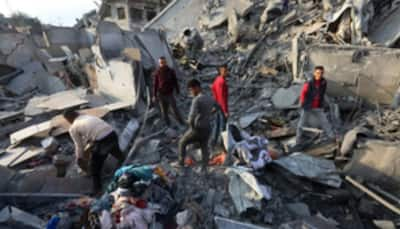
[63,110,125,193]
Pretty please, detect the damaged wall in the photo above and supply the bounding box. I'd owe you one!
[86,22,175,105]
[0,32,38,68]
[144,0,207,40]
[306,44,400,104]
[43,26,93,53]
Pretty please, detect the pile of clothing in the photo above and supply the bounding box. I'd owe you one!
[90,165,177,229]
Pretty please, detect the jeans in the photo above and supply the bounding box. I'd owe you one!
[211,107,227,147]
[296,109,334,144]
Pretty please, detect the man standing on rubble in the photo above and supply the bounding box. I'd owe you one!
[295,66,335,146]
[211,65,229,146]
[152,56,185,127]
[179,79,217,171]
[63,110,125,194]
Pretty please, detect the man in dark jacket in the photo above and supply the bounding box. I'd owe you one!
[179,79,217,171]
[152,56,185,126]
[295,66,334,145]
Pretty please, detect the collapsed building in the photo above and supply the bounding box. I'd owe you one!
[99,0,173,30]
[1,0,400,228]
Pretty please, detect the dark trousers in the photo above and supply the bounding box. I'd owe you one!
[211,107,227,147]
[91,132,125,191]
[159,94,184,126]
[179,127,210,167]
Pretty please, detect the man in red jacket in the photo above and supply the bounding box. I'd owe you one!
[152,57,185,127]
[211,65,229,146]
[212,65,229,118]
[295,65,334,145]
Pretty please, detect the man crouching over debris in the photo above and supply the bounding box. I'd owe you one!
[63,110,125,193]
[179,79,217,171]
[295,66,335,147]
[152,56,185,127]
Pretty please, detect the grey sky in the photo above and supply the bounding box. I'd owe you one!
[0,0,98,26]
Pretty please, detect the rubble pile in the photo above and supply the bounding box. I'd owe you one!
[0,0,400,228]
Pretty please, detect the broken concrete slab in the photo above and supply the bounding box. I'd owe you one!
[306,44,400,104]
[0,147,44,168]
[145,0,207,41]
[40,176,92,194]
[272,85,302,109]
[274,153,342,188]
[215,216,272,229]
[369,6,400,47]
[119,118,140,152]
[265,127,296,139]
[286,203,311,217]
[373,220,396,229]
[225,0,254,17]
[133,139,161,165]
[305,141,337,157]
[340,126,375,156]
[344,140,400,190]
[0,166,15,192]
[0,206,45,229]
[135,30,176,68]
[10,121,52,145]
[43,26,92,52]
[7,166,57,193]
[239,112,264,128]
[0,111,24,124]
[6,62,67,96]
[24,88,88,116]
[279,216,337,229]
[0,64,23,84]
[10,101,132,145]
[200,7,227,29]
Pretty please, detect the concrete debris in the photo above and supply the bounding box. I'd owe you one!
[239,112,265,128]
[0,0,399,227]
[119,118,140,152]
[24,88,88,116]
[0,206,45,229]
[260,0,285,26]
[340,126,375,156]
[274,153,342,188]
[272,85,302,109]
[344,140,400,189]
[41,137,59,156]
[286,202,311,217]
[178,27,204,58]
[326,0,375,45]
[215,216,271,229]
[369,6,400,47]
[373,220,396,229]
[279,216,337,229]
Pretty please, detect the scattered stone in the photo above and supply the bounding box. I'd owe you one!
[272,85,302,109]
[286,202,311,217]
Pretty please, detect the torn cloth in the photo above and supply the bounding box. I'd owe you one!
[233,136,272,170]
[117,205,155,229]
[107,165,154,193]
[226,167,272,214]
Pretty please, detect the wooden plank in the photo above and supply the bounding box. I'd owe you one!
[10,122,52,145]
[0,147,44,167]
[346,176,400,216]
